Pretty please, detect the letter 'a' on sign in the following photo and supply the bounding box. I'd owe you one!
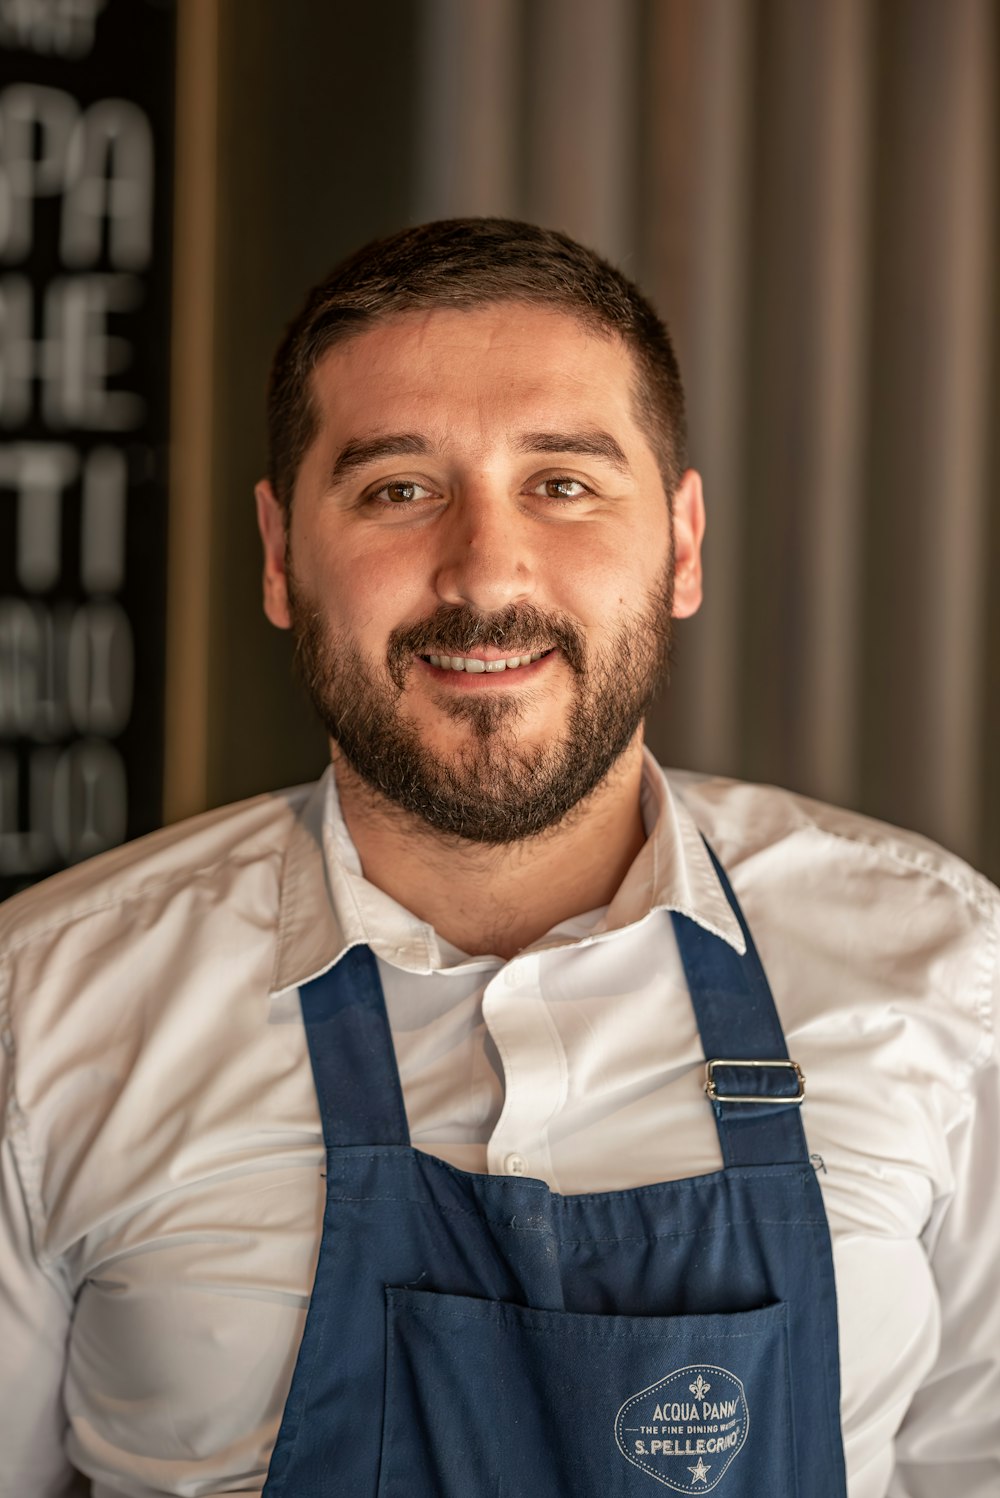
[615,1365,749,1492]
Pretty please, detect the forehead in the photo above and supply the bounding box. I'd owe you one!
[306,302,644,438]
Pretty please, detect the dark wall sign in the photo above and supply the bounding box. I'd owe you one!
[0,0,174,898]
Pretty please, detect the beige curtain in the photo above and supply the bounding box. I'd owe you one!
[413,0,1000,880]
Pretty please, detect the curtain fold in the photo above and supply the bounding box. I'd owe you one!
[412,0,1000,878]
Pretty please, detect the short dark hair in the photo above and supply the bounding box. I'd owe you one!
[266,218,687,510]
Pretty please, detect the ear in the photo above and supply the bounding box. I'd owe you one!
[255,479,293,630]
[670,468,705,619]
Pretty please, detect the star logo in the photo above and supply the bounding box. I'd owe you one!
[688,1374,711,1399]
[688,1457,712,1485]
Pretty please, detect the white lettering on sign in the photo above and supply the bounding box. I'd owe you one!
[61,98,153,268]
[0,0,108,61]
[0,441,78,590]
[0,736,126,871]
[80,443,125,591]
[0,274,33,423]
[0,45,158,878]
[0,597,133,739]
[0,443,128,594]
[0,84,77,259]
[0,273,146,430]
[0,82,152,268]
[43,273,145,428]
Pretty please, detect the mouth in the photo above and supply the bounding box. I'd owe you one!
[419,648,554,674]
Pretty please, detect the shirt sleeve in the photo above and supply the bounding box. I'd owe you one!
[0,1048,86,1495]
[889,915,1000,1497]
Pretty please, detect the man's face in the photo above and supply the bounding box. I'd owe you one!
[256,302,704,842]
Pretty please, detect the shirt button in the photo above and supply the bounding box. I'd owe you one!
[505,1152,528,1176]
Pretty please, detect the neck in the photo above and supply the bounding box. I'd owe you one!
[331,737,648,960]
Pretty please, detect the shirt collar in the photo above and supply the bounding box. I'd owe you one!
[270,751,745,997]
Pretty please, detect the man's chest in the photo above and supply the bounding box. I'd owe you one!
[51,935,946,1495]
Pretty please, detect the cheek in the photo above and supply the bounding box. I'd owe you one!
[564,542,667,623]
[301,534,430,641]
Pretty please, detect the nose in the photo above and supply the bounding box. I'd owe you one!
[432,485,536,612]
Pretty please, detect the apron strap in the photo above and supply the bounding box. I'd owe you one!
[298,944,411,1148]
[671,842,811,1168]
[300,846,808,1166]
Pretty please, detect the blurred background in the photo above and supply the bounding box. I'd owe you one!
[0,0,997,898]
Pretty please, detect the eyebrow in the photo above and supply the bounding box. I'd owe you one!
[515,430,631,475]
[329,433,430,484]
[327,426,633,486]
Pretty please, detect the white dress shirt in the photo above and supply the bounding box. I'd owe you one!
[0,754,997,1498]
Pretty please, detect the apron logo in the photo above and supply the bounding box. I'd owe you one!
[615,1365,749,1491]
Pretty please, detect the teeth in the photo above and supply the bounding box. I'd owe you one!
[426,651,548,672]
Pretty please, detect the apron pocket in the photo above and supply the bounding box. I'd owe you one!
[377,1289,795,1497]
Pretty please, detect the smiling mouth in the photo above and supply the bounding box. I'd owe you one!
[420,649,554,674]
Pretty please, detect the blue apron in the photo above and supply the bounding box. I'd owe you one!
[263,849,847,1496]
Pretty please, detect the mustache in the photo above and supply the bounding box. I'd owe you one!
[387,604,586,676]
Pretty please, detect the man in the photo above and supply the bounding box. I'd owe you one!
[0,220,996,1498]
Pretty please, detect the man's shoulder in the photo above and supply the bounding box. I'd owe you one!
[665,765,999,919]
[0,779,321,958]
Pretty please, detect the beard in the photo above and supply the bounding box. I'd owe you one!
[288,563,674,845]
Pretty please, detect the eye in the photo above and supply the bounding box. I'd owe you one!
[532,476,591,500]
[370,479,434,506]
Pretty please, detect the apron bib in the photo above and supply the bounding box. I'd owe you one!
[263,847,847,1496]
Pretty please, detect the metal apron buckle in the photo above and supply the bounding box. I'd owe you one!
[704,1057,806,1105]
